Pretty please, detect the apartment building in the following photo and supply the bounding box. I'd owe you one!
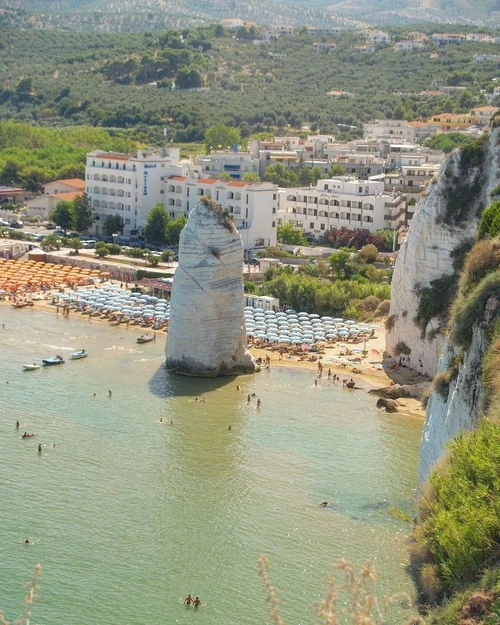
[363,120,416,144]
[85,148,185,237]
[164,177,278,253]
[276,177,407,241]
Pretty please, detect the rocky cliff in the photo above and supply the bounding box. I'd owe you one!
[386,129,500,377]
[165,197,255,377]
[418,292,499,483]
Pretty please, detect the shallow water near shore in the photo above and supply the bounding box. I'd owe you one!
[0,306,422,625]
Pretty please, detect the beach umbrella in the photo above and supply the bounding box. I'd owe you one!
[254,308,265,313]
[345,320,356,325]
[278,337,291,343]
[264,310,275,316]
[309,313,320,319]
[297,312,309,318]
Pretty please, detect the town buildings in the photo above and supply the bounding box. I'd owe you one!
[276,177,407,241]
[85,147,277,254]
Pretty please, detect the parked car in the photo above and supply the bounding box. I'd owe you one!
[66,232,80,238]
[0,217,9,227]
[45,222,56,229]
[53,229,66,236]
[9,220,23,228]
[246,257,260,265]
[81,240,97,249]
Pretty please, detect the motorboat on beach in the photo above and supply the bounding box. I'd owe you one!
[23,363,40,371]
[137,335,154,344]
[70,350,88,360]
[42,355,64,366]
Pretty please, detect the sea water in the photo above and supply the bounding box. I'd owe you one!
[0,306,422,625]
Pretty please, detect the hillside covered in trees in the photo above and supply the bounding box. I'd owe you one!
[2,0,499,30]
[0,25,498,144]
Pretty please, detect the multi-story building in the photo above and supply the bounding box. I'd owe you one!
[196,149,261,180]
[163,177,278,253]
[276,177,407,241]
[85,148,185,237]
[363,120,416,144]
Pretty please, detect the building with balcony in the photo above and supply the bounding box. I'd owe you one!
[163,177,278,254]
[276,177,407,241]
[85,148,185,237]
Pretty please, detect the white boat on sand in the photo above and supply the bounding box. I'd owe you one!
[23,363,40,371]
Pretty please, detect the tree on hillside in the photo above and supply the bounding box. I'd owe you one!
[52,201,73,233]
[102,214,124,239]
[143,202,170,245]
[71,193,93,233]
[204,124,241,154]
[277,224,307,246]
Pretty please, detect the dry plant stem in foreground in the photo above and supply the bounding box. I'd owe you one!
[259,556,422,625]
[0,564,42,625]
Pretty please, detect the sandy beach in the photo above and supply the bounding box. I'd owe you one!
[1,278,427,419]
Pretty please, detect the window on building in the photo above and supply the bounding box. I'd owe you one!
[272,221,276,228]
[320,223,325,230]
[310,222,314,229]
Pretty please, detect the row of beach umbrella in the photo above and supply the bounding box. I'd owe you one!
[244,307,378,345]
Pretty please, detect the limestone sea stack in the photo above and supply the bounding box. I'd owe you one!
[165,197,256,377]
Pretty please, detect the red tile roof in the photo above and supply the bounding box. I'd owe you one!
[226,180,247,187]
[56,179,86,189]
[48,192,83,201]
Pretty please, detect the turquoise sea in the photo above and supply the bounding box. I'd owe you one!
[0,305,422,625]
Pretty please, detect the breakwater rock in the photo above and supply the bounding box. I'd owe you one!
[165,198,255,377]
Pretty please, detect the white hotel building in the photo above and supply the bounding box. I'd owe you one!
[164,177,278,252]
[85,148,278,252]
[277,177,407,240]
[85,148,186,237]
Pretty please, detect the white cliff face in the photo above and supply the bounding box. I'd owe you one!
[387,128,500,377]
[165,199,255,377]
[418,296,499,484]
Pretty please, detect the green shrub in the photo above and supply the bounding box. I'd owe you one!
[107,243,121,255]
[451,272,500,350]
[375,299,391,317]
[478,201,500,239]
[416,422,500,594]
[123,246,144,258]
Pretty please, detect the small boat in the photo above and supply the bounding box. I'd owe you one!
[70,350,88,360]
[23,363,40,371]
[137,335,154,344]
[42,356,65,366]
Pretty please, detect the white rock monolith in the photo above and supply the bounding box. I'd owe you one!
[165,198,255,377]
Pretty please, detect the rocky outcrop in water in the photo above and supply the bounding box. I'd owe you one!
[165,198,255,377]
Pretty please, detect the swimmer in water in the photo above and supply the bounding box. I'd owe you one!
[37,443,42,453]
[257,399,261,408]
[193,597,201,608]
[320,501,328,507]
[184,594,193,606]
[15,420,20,429]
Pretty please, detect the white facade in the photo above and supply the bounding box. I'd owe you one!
[85,148,185,236]
[363,120,415,144]
[164,177,278,253]
[277,177,407,240]
[196,150,261,179]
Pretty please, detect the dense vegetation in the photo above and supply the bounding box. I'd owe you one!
[0,27,498,143]
[0,121,137,191]
[412,422,500,619]
[248,247,392,319]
